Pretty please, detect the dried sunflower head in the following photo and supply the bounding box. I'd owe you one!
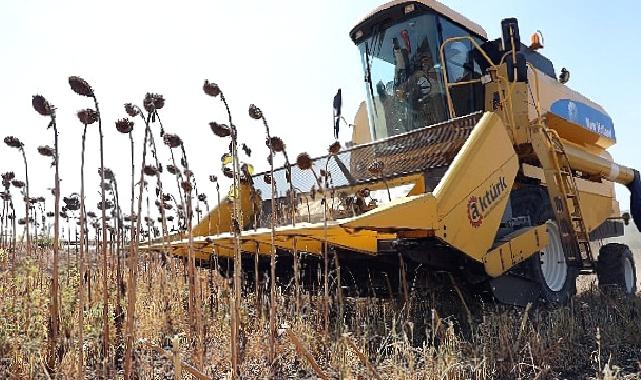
[209,175,218,183]
[143,165,158,176]
[124,103,139,117]
[210,122,231,138]
[248,104,262,120]
[32,95,53,116]
[37,145,55,157]
[115,118,134,134]
[203,80,220,97]
[77,109,98,125]
[328,141,341,155]
[266,136,285,153]
[168,164,181,175]
[87,211,97,218]
[11,180,24,188]
[163,133,182,148]
[296,152,313,170]
[143,93,165,112]
[98,168,115,181]
[4,136,23,149]
[97,201,114,210]
[198,194,207,202]
[2,172,15,182]
[68,76,94,97]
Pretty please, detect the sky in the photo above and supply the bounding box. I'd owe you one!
[0,0,639,235]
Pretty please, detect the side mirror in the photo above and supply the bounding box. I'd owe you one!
[333,89,342,139]
[622,212,631,226]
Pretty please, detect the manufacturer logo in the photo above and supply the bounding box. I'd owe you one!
[467,177,508,228]
[467,196,483,228]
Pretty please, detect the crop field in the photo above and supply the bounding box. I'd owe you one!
[0,244,640,379]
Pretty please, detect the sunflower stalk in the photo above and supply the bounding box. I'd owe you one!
[124,104,151,380]
[179,144,205,369]
[204,80,243,378]
[30,95,61,374]
[77,124,88,379]
[252,107,278,368]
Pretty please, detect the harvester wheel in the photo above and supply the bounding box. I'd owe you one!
[529,221,577,304]
[596,243,637,295]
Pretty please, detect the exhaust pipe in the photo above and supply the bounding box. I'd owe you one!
[627,170,641,232]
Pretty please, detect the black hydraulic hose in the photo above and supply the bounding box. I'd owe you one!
[626,169,641,232]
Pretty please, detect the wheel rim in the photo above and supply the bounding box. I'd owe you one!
[623,256,634,293]
[540,221,568,292]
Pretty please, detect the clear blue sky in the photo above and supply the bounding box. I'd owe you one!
[0,0,639,225]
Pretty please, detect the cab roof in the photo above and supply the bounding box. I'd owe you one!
[351,0,487,41]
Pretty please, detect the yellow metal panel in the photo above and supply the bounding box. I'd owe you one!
[484,224,548,277]
[191,182,260,237]
[341,192,437,232]
[521,163,621,230]
[351,101,371,145]
[159,220,396,259]
[434,112,519,262]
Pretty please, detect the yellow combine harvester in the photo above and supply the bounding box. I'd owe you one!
[156,0,641,305]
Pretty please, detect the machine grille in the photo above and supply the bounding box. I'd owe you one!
[252,111,483,200]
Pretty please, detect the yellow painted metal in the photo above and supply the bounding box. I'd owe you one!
[351,102,372,145]
[191,182,261,237]
[341,193,437,232]
[522,163,621,232]
[434,112,519,262]
[484,224,548,277]
[154,220,397,259]
[562,141,635,185]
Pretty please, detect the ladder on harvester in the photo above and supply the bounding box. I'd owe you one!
[537,127,595,270]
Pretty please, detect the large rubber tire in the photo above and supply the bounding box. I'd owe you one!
[511,187,578,304]
[596,243,637,295]
[529,221,578,304]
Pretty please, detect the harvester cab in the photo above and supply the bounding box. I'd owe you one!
[156,0,641,305]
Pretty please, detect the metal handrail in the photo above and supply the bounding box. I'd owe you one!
[439,36,497,119]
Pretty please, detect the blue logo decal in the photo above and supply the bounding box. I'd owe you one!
[550,99,616,141]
